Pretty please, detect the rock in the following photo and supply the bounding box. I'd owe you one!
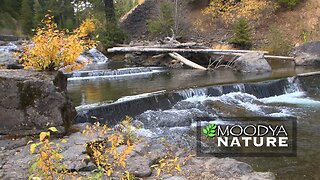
[163,175,188,180]
[291,41,320,66]
[126,155,152,177]
[136,109,209,128]
[0,69,76,135]
[240,172,275,180]
[0,137,29,150]
[209,158,253,178]
[87,48,108,64]
[0,50,20,68]
[233,52,271,73]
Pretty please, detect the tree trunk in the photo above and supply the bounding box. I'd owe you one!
[103,0,116,22]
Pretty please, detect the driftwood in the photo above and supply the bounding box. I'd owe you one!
[108,47,268,54]
[264,55,295,61]
[169,52,207,70]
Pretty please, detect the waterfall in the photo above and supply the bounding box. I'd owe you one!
[67,67,166,81]
[74,74,309,126]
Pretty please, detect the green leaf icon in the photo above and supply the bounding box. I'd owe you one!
[203,123,217,138]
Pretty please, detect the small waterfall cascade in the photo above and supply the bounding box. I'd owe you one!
[67,67,166,80]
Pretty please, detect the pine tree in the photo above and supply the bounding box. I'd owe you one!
[229,18,252,49]
[33,0,44,28]
[20,0,33,34]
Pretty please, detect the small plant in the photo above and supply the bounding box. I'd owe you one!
[151,156,182,176]
[275,0,300,9]
[147,1,174,37]
[29,127,71,179]
[262,26,293,56]
[83,120,134,177]
[229,18,252,49]
[20,14,96,71]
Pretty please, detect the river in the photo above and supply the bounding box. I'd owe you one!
[67,59,320,180]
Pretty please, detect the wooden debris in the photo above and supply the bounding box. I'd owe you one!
[108,47,268,54]
[169,52,207,70]
[264,55,295,61]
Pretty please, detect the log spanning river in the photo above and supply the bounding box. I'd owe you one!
[67,60,320,179]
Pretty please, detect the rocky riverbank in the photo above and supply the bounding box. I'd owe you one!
[0,122,275,180]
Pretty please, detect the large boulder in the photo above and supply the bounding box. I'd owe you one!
[291,41,320,66]
[233,52,272,73]
[0,69,76,135]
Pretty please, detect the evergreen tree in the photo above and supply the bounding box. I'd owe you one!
[229,18,252,49]
[33,0,44,28]
[20,0,33,34]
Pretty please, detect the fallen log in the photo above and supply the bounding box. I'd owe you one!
[169,52,207,70]
[264,55,295,61]
[108,47,268,54]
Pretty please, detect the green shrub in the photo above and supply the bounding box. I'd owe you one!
[147,1,174,37]
[276,0,300,9]
[229,18,252,49]
[263,27,293,56]
[96,21,127,48]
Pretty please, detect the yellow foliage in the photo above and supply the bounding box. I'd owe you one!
[203,0,277,24]
[20,14,96,71]
[29,128,72,179]
[83,120,135,177]
[151,156,182,177]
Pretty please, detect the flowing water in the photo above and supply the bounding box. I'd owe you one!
[67,60,320,180]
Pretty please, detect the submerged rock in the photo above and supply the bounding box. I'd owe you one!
[291,41,320,66]
[233,52,272,73]
[0,69,76,135]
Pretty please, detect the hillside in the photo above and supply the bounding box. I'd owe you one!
[123,0,320,51]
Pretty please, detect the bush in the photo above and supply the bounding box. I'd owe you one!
[263,27,293,56]
[96,21,127,48]
[276,0,300,9]
[147,1,174,37]
[20,15,96,71]
[229,18,252,49]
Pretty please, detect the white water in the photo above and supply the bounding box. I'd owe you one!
[261,91,320,106]
[68,69,165,81]
[0,42,18,52]
[184,90,320,117]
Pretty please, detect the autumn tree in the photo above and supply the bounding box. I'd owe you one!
[20,15,96,71]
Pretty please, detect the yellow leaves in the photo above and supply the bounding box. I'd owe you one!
[152,155,185,177]
[203,0,277,24]
[29,130,66,179]
[84,122,134,178]
[20,14,96,71]
[48,127,58,132]
[40,131,50,141]
[157,168,162,176]
[30,144,37,154]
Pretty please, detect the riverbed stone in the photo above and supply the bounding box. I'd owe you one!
[126,154,153,177]
[240,172,275,180]
[233,52,271,73]
[291,41,320,66]
[136,109,209,128]
[210,158,253,178]
[0,69,76,135]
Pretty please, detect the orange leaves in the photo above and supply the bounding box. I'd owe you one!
[20,14,96,71]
